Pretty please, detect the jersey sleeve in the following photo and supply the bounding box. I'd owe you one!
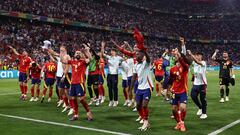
[179,57,189,70]
[67,60,72,65]
[215,58,222,63]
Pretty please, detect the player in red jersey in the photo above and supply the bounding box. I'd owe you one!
[98,52,106,103]
[62,50,93,121]
[170,49,189,132]
[153,56,165,96]
[9,46,32,100]
[27,61,42,102]
[41,56,57,103]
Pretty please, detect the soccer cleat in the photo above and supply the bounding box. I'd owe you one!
[69,115,79,121]
[196,109,202,116]
[68,108,74,116]
[139,119,144,124]
[113,101,118,107]
[171,115,175,119]
[174,122,181,130]
[219,98,225,103]
[127,100,132,107]
[88,98,94,106]
[179,122,186,132]
[108,101,114,107]
[95,99,100,106]
[29,97,35,102]
[47,98,51,102]
[23,95,27,101]
[140,120,150,131]
[100,96,105,104]
[57,100,64,107]
[136,116,142,122]
[200,114,208,119]
[132,107,137,112]
[19,95,24,101]
[34,97,39,102]
[62,106,70,113]
[123,100,129,106]
[41,97,45,103]
[87,111,93,121]
[225,96,229,102]
[62,103,66,108]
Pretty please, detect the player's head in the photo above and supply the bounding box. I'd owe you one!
[44,56,50,62]
[22,49,28,56]
[60,45,67,54]
[195,52,203,61]
[136,50,145,63]
[223,51,228,59]
[110,48,116,56]
[133,45,139,52]
[74,51,81,60]
[32,62,37,68]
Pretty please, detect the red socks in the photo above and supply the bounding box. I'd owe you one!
[73,99,78,115]
[142,107,149,120]
[98,84,105,96]
[69,98,74,108]
[63,96,69,106]
[123,89,128,100]
[20,85,24,95]
[36,88,40,97]
[24,86,28,95]
[181,110,186,121]
[42,88,47,97]
[31,87,34,97]
[156,83,159,93]
[80,100,90,112]
[49,88,53,98]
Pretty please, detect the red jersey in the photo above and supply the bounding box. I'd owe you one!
[68,59,87,84]
[154,58,164,76]
[170,58,189,94]
[29,65,42,79]
[44,62,57,79]
[18,55,32,73]
[99,58,105,76]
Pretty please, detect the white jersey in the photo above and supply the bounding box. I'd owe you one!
[121,61,129,80]
[193,61,207,85]
[127,58,134,77]
[134,61,154,90]
[56,57,63,77]
[105,55,123,75]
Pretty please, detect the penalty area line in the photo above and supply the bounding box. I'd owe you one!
[0,113,131,135]
[0,92,20,96]
[208,119,240,135]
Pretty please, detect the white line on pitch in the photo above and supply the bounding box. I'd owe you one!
[0,92,19,96]
[208,119,240,135]
[0,113,131,135]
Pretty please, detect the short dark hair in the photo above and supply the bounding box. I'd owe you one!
[223,51,228,54]
[196,52,203,56]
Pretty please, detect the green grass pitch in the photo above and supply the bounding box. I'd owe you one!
[0,71,239,135]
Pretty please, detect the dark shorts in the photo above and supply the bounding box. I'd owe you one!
[172,92,188,105]
[122,79,128,88]
[69,84,85,97]
[59,73,71,89]
[45,78,55,87]
[31,78,41,85]
[136,88,152,103]
[87,74,99,86]
[155,75,164,82]
[219,78,230,86]
[134,81,138,94]
[127,76,132,87]
[98,74,104,84]
[19,72,27,82]
[56,77,62,88]
[163,75,170,89]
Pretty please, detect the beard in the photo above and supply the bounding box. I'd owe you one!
[75,55,81,60]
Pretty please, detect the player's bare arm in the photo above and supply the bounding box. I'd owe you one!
[8,45,20,55]
[187,50,203,66]
[211,49,219,60]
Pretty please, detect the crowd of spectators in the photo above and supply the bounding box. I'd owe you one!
[1,0,240,40]
[1,18,240,70]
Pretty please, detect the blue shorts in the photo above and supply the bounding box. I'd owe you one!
[127,76,132,87]
[155,76,164,82]
[134,81,138,94]
[172,92,188,105]
[45,78,55,87]
[162,75,170,89]
[19,72,27,82]
[31,78,41,85]
[98,74,104,84]
[59,73,71,89]
[69,84,85,97]
[136,88,152,104]
[122,79,128,88]
[56,77,62,88]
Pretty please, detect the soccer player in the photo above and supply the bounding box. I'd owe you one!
[86,43,101,106]
[187,50,207,119]
[211,49,235,103]
[130,50,153,131]
[27,61,42,102]
[8,46,32,100]
[121,55,130,106]
[41,56,57,103]
[170,49,189,132]
[153,55,165,96]
[98,53,106,103]
[63,50,93,121]
[101,41,123,107]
